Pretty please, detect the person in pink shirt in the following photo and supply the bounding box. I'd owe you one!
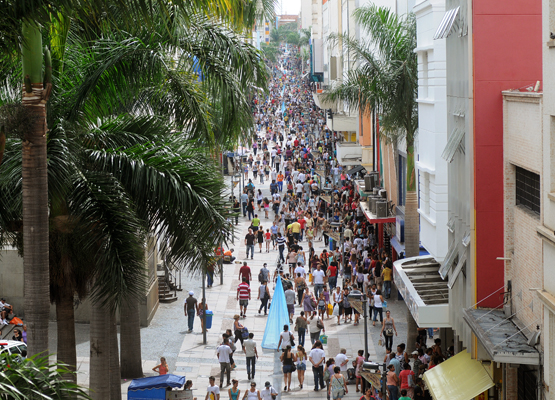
[398,363,415,399]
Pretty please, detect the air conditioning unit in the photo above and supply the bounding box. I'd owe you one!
[373,187,381,195]
[376,201,388,218]
[379,189,387,199]
[364,175,373,192]
[322,85,330,90]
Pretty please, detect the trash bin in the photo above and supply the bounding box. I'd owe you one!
[205,310,213,329]
[329,238,334,251]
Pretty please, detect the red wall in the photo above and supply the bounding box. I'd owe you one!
[473,0,542,307]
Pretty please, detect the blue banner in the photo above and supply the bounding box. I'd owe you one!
[261,276,290,349]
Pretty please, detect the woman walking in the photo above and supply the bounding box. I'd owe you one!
[354,350,365,392]
[372,289,384,326]
[258,280,271,315]
[302,287,315,317]
[332,286,343,326]
[380,310,398,350]
[328,366,348,400]
[295,311,308,346]
[199,299,208,331]
[257,227,264,253]
[228,380,240,400]
[280,345,297,392]
[295,273,307,306]
[296,345,308,389]
[233,315,246,349]
[242,382,261,400]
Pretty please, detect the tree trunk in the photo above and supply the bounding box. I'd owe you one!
[21,21,50,356]
[109,311,121,400]
[406,311,419,353]
[120,296,143,379]
[90,300,110,399]
[56,286,77,382]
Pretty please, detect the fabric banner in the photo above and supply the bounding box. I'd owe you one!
[261,276,290,349]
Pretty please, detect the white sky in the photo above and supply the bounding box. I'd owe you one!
[277,0,301,15]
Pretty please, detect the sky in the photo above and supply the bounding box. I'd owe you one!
[277,0,301,15]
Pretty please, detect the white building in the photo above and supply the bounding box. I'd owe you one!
[413,0,449,261]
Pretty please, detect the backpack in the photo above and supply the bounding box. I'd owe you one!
[258,269,265,283]
[241,327,249,339]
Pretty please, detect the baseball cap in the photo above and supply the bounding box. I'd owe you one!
[189,291,194,296]
[265,381,271,387]
[412,350,419,355]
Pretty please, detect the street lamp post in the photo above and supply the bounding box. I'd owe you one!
[202,259,207,345]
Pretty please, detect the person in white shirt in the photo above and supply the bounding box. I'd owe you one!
[205,376,220,400]
[295,182,303,197]
[277,324,294,351]
[260,382,278,400]
[243,333,258,380]
[294,263,306,278]
[217,339,233,387]
[334,348,349,380]
[308,341,326,391]
[312,264,326,299]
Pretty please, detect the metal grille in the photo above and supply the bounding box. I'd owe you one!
[518,366,537,400]
[516,166,540,215]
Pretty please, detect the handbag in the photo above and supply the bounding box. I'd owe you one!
[291,363,297,372]
[311,298,317,308]
[290,332,295,347]
[316,319,324,330]
[332,303,340,316]
[385,328,394,336]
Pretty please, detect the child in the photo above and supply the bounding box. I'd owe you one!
[265,229,272,253]
[399,389,411,400]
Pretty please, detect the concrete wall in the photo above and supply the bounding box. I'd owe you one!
[502,92,543,334]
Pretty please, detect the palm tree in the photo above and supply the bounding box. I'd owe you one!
[0,0,274,359]
[0,353,90,400]
[324,4,419,343]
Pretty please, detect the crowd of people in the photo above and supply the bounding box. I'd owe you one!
[172,44,452,400]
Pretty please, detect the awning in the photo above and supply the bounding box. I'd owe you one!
[462,308,540,365]
[441,127,465,163]
[423,351,494,400]
[129,374,186,391]
[346,165,366,175]
[393,256,450,327]
[391,237,431,257]
[433,6,460,40]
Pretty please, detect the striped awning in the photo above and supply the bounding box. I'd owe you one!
[434,7,460,40]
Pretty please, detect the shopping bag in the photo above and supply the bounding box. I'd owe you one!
[332,303,339,316]
[378,338,383,347]
[309,273,313,284]
[327,303,333,315]
[319,334,328,344]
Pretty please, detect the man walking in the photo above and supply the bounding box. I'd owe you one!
[261,382,278,400]
[245,229,255,260]
[276,233,286,263]
[206,376,220,400]
[184,290,198,333]
[237,277,251,318]
[216,339,233,388]
[309,341,326,391]
[239,261,252,286]
[243,333,259,380]
[284,284,296,322]
[312,263,326,299]
[335,348,349,381]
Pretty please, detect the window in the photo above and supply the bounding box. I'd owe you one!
[515,166,540,214]
[398,155,407,207]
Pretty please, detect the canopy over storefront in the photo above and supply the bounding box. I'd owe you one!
[423,351,494,400]
[462,308,540,365]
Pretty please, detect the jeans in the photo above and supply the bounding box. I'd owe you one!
[312,365,324,390]
[314,284,323,299]
[220,362,231,385]
[297,289,304,305]
[278,181,283,191]
[187,310,195,331]
[328,276,337,290]
[246,244,255,258]
[293,232,300,242]
[248,210,254,220]
[385,334,393,349]
[373,307,383,322]
[259,297,269,313]
[388,385,399,400]
[242,202,247,216]
[384,281,392,298]
[298,328,306,347]
[279,245,285,262]
[310,332,320,344]
[207,271,213,287]
[246,356,256,378]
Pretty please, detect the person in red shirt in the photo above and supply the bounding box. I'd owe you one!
[327,261,338,291]
[237,278,251,318]
[239,262,252,285]
[294,139,299,147]
[399,362,415,398]
[298,218,307,241]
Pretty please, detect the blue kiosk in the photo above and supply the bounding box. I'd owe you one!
[128,374,187,400]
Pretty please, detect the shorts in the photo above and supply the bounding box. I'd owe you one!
[344,307,352,315]
[318,305,326,312]
[297,363,306,371]
[240,300,249,306]
[283,364,295,373]
[287,304,294,314]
